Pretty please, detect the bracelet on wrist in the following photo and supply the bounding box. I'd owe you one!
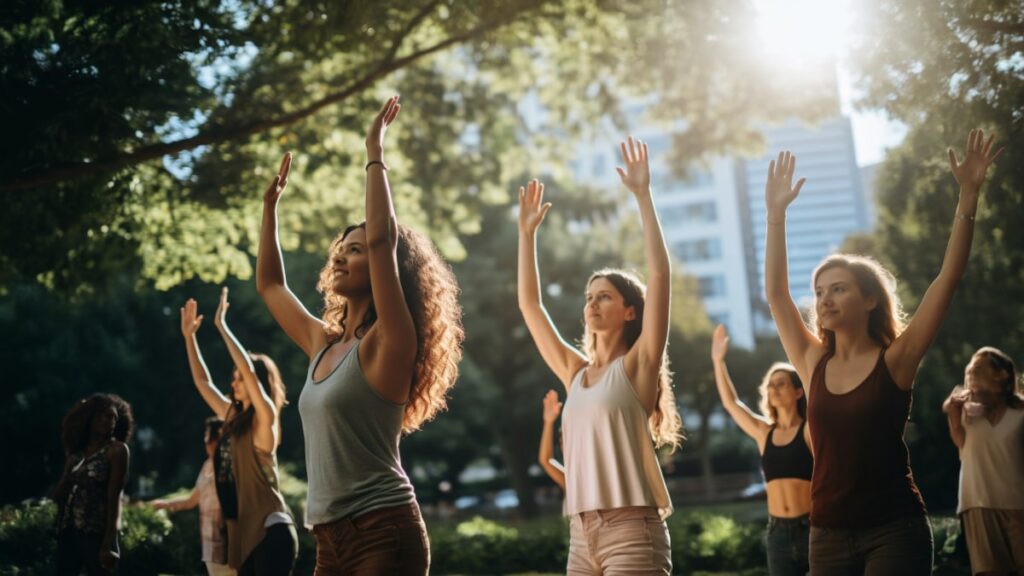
[955,212,976,223]
[365,160,388,171]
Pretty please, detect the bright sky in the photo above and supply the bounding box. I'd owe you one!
[754,0,906,167]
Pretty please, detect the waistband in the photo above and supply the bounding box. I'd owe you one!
[313,502,422,532]
[767,514,810,529]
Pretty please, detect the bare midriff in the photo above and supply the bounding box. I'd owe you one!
[766,478,811,518]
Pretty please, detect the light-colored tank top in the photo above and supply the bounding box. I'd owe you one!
[562,355,672,518]
[297,340,415,527]
[958,406,1024,513]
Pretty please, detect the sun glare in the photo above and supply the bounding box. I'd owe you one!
[754,0,851,68]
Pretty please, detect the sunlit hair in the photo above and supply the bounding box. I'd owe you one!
[973,346,1023,409]
[581,268,683,452]
[317,222,464,433]
[810,254,906,350]
[757,363,806,424]
[223,353,287,443]
[61,393,135,456]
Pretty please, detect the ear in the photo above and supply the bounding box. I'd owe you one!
[624,305,637,322]
[794,387,806,400]
[864,293,878,312]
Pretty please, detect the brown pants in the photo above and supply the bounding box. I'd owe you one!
[311,503,429,576]
[961,508,1024,575]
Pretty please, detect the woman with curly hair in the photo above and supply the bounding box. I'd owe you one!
[711,325,811,575]
[763,130,1004,574]
[180,287,296,575]
[52,393,133,575]
[257,95,463,575]
[517,137,681,575]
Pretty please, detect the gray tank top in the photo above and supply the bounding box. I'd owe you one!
[298,340,415,527]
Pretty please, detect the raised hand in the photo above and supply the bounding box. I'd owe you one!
[518,179,552,235]
[263,153,292,206]
[180,299,204,337]
[366,95,401,157]
[542,389,562,424]
[616,136,650,196]
[711,324,729,362]
[764,151,806,221]
[948,129,1004,193]
[214,287,230,330]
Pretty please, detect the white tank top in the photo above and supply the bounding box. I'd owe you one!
[958,406,1024,513]
[562,355,672,518]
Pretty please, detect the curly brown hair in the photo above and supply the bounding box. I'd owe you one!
[810,254,906,350]
[61,393,134,456]
[581,269,683,452]
[317,222,464,433]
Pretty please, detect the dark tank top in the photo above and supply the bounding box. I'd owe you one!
[808,348,926,528]
[761,420,813,482]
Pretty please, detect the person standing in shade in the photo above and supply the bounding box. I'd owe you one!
[763,129,1004,574]
[944,347,1024,575]
[180,288,296,575]
[517,137,682,575]
[711,324,811,575]
[151,417,234,576]
[53,393,133,575]
[256,96,463,575]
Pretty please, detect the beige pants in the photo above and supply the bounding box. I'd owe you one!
[567,506,671,575]
[961,508,1024,575]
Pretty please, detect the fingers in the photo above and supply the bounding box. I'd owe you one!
[640,140,648,162]
[620,141,630,164]
[767,159,776,179]
[982,133,995,156]
[948,148,958,171]
[793,177,807,196]
[538,202,552,223]
[966,129,976,153]
[990,145,1005,163]
[615,166,627,181]
[628,136,638,163]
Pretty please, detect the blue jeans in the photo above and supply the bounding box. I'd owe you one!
[766,514,810,576]
[809,515,933,575]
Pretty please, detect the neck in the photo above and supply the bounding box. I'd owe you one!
[87,433,110,450]
[774,407,801,428]
[341,294,373,343]
[591,329,630,366]
[832,326,880,359]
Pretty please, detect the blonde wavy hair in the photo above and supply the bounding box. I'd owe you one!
[810,254,906,350]
[317,223,464,433]
[581,268,683,452]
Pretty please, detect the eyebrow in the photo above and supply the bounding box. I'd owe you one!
[585,289,613,297]
[814,281,848,291]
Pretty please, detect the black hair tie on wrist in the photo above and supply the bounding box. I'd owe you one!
[365,160,387,171]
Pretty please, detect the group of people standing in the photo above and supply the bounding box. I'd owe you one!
[50,95,1016,576]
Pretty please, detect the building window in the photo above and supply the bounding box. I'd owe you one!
[697,275,727,298]
[660,201,717,225]
[672,238,722,263]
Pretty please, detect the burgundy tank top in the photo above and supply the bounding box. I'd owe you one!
[808,348,926,528]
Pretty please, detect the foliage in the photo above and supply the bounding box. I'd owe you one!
[1,0,833,295]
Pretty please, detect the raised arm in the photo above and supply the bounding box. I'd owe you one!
[257,152,328,359]
[214,287,277,454]
[517,178,588,388]
[99,442,128,571]
[764,151,821,383]
[942,385,968,451]
[888,130,1004,388]
[361,96,418,402]
[618,138,669,411]
[538,390,566,489]
[180,299,231,418]
[711,325,771,443]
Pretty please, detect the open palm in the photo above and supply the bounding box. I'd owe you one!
[949,129,1004,192]
[518,179,551,234]
[616,137,650,195]
[765,151,806,219]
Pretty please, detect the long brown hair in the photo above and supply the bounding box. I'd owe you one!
[223,353,287,442]
[581,269,683,451]
[317,222,464,433]
[757,363,806,424]
[810,254,906,350]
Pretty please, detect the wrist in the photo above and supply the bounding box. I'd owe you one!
[366,146,384,162]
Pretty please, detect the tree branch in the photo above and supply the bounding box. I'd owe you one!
[3,1,545,193]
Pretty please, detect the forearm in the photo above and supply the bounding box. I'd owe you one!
[517,232,543,307]
[937,191,979,283]
[538,422,556,464]
[635,192,670,279]
[184,335,215,392]
[945,409,966,449]
[365,148,397,249]
[764,219,792,304]
[257,203,287,292]
[712,360,740,406]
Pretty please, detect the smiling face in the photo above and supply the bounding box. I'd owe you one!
[814,266,877,333]
[329,226,371,297]
[583,277,636,333]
